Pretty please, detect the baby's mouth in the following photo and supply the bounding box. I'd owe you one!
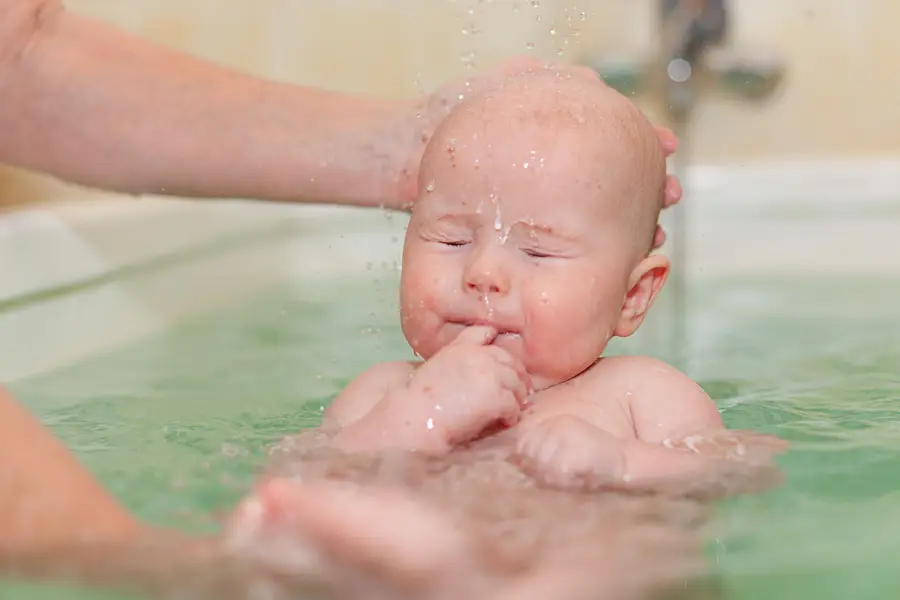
[454,320,520,338]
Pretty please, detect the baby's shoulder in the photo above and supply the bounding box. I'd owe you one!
[353,360,420,388]
[323,361,420,427]
[583,354,687,387]
[592,356,722,441]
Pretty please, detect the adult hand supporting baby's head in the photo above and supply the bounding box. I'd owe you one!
[403,56,681,251]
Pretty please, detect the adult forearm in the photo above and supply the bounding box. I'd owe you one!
[0,386,141,553]
[0,0,420,209]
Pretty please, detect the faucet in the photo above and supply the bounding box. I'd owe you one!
[662,0,727,62]
[659,0,728,121]
[583,0,786,366]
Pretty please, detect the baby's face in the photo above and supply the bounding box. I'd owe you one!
[399,121,654,390]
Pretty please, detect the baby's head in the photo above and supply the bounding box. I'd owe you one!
[400,69,668,390]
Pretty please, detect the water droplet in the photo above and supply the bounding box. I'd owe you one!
[531,0,539,7]
[536,14,542,22]
[425,182,435,192]
[526,41,535,50]
[549,27,557,35]
[580,11,587,20]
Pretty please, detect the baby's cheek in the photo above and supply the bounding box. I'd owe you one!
[523,297,606,380]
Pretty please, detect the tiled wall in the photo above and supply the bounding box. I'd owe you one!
[2,0,899,208]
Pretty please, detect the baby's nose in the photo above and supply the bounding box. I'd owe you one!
[464,266,509,296]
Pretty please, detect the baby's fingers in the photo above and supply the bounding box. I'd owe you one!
[486,346,533,401]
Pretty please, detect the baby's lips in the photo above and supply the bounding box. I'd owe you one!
[452,323,499,345]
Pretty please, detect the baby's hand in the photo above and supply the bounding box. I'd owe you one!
[513,415,626,490]
[403,325,532,449]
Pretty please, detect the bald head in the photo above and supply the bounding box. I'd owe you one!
[421,69,667,255]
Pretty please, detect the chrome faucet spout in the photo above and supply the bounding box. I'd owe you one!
[661,0,728,66]
[659,0,729,121]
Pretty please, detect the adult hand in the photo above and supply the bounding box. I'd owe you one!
[404,56,682,250]
[221,477,706,600]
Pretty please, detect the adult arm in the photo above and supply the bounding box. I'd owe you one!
[0,386,142,554]
[0,0,422,209]
[0,1,684,217]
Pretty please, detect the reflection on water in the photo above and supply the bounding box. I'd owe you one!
[7,273,900,599]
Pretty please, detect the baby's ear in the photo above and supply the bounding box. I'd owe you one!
[614,254,670,338]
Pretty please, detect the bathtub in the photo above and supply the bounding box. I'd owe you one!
[3,156,900,599]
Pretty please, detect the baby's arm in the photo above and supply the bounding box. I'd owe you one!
[322,326,529,456]
[611,357,790,495]
[611,356,726,484]
[321,361,452,455]
[515,356,725,490]
[322,361,416,430]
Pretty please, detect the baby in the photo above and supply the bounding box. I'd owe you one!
[322,69,726,490]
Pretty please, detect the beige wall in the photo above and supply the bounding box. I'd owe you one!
[3,0,899,208]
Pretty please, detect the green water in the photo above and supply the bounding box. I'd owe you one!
[6,271,900,600]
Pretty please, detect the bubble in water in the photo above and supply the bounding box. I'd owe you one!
[221,443,247,459]
[580,11,587,20]
[425,182,435,193]
[549,27,557,35]
[536,14,542,22]
[531,0,539,6]
[526,41,535,50]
